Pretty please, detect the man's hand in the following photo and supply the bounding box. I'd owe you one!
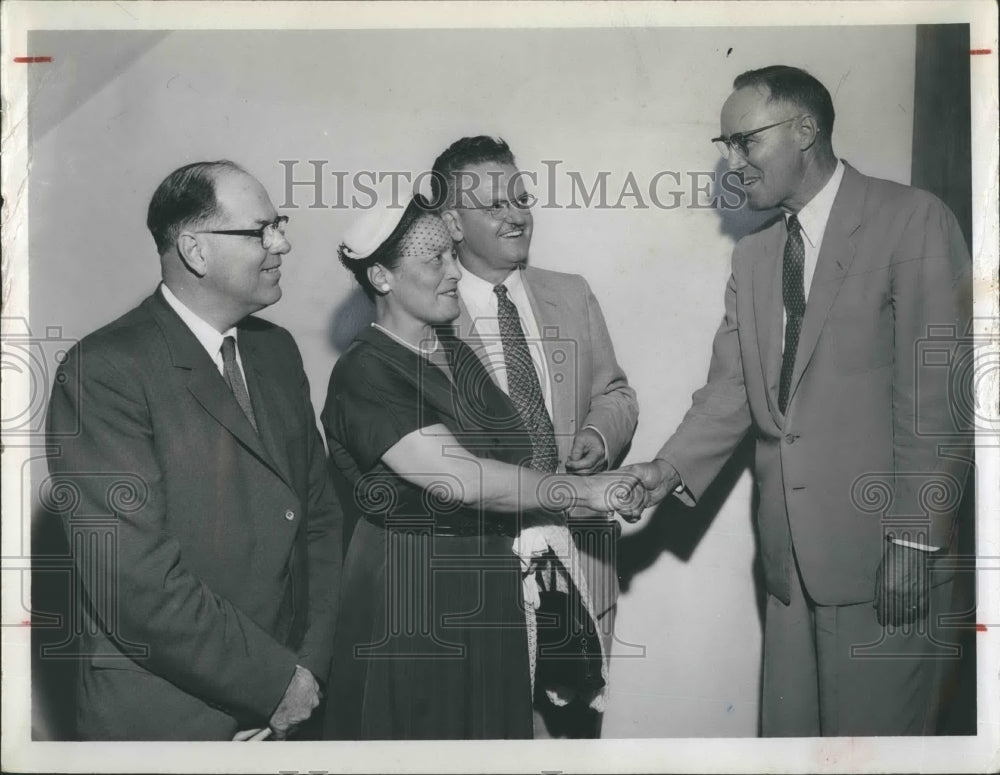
[233,727,272,741]
[874,540,930,627]
[268,664,321,740]
[565,428,607,474]
[615,459,681,520]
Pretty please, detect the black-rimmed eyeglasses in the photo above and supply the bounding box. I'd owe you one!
[711,117,802,159]
[198,215,289,249]
[457,193,538,220]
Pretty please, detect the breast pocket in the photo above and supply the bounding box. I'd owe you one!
[829,283,892,374]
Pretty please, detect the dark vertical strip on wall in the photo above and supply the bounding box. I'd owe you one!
[911,24,972,249]
[912,23,976,737]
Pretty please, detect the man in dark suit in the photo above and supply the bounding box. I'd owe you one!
[45,161,342,740]
[624,66,972,736]
[432,136,639,737]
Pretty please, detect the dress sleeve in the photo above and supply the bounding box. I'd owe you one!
[326,349,441,473]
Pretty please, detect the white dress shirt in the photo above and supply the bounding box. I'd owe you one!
[160,283,248,381]
[457,266,554,417]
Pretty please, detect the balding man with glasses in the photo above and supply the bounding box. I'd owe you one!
[45,160,342,740]
[621,66,972,736]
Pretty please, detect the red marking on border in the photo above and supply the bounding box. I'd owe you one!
[13,56,52,63]
[21,620,31,627]
[970,49,991,55]
[975,623,987,632]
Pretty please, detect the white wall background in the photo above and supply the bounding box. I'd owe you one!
[28,25,916,737]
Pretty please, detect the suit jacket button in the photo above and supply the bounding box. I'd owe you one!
[785,434,797,444]
[284,509,295,521]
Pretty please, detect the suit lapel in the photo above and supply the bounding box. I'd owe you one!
[147,291,287,484]
[240,334,295,490]
[521,268,575,456]
[787,164,865,405]
[752,223,785,416]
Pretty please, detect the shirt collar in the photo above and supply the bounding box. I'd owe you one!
[787,159,845,249]
[457,263,524,307]
[160,283,238,360]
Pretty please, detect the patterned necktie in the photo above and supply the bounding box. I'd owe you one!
[779,214,805,414]
[493,284,559,472]
[221,336,258,432]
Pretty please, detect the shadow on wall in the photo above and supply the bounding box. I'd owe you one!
[616,437,764,622]
[937,462,978,736]
[327,286,375,354]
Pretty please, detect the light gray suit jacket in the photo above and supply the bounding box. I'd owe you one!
[452,264,638,621]
[658,163,972,606]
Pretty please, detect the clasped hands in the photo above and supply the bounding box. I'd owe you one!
[568,453,681,523]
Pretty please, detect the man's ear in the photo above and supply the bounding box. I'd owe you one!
[176,233,208,277]
[795,114,820,151]
[440,209,464,242]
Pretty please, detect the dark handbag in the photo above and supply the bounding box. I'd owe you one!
[534,575,606,694]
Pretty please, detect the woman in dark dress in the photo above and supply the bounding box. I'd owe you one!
[321,194,632,740]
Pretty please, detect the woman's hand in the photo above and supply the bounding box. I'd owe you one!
[568,470,647,517]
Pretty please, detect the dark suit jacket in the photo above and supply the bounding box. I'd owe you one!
[45,288,342,739]
[453,265,639,622]
[658,163,972,606]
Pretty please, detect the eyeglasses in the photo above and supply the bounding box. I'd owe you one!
[198,215,289,249]
[711,117,802,159]
[458,192,537,220]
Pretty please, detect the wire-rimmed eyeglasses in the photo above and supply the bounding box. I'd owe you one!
[199,215,289,249]
[457,193,538,220]
[711,117,802,159]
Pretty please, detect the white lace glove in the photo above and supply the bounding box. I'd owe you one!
[512,526,551,609]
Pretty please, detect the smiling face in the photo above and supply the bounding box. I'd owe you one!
[444,162,533,284]
[384,214,462,327]
[198,169,290,323]
[720,85,808,212]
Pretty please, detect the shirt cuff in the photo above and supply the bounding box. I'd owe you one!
[654,457,694,506]
[581,424,609,467]
[889,537,941,552]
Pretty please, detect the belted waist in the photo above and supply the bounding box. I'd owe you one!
[361,512,515,538]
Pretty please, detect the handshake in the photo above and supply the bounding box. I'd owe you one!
[563,458,682,523]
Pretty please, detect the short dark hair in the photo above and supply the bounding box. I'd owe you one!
[733,66,835,140]
[429,135,516,209]
[338,194,433,302]
[146,160,245,254]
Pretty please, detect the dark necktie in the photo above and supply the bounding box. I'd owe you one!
[221,335,258,432]
[493,284,559,473]
[779,214,805,414]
